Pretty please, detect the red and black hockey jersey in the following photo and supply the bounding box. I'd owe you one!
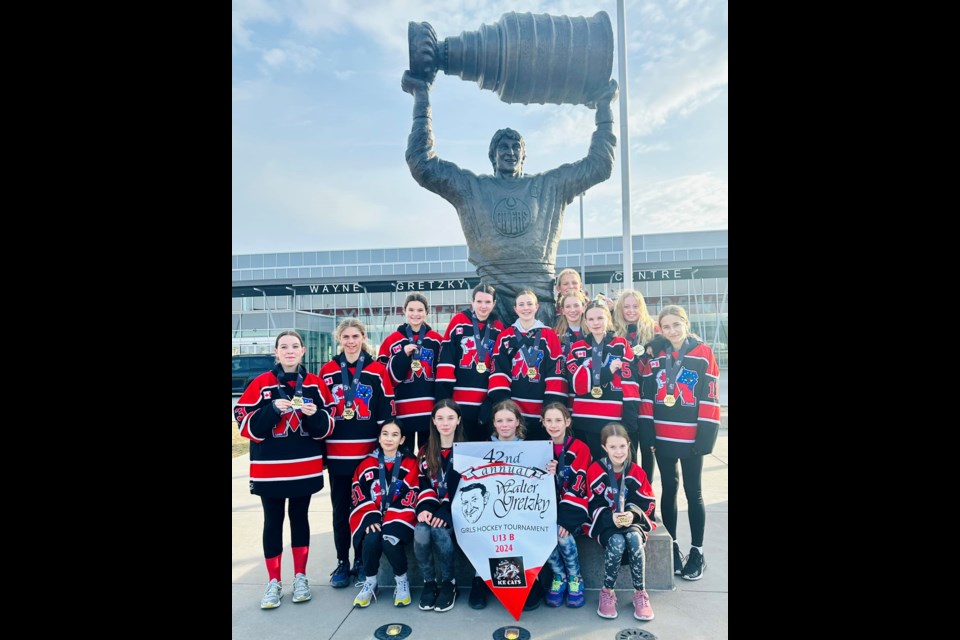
[435,310,504,425]
[583,459,657,546]
[415,446,461,527]
[639,336,721,459]
[488,320,569,422]
[349,450,420,547]
[234,365,336,498]
[378,323,444,436]
[565,332,641,439]
[552,436,592,533]
[318,353,396,477]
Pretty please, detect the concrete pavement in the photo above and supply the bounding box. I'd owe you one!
[232,414,727,639]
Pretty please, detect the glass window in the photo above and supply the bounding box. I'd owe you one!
[289,253,303,267]
[344,250,357,265]
[583,238,597,253]
[661,250,674,262]
[331,252,343,265]
[334,266,345,277]
[370,249,384,263]
[454,245,467,259]
[439,246,453,260]
[647,251,660,263]
[276,253,289,267]
[310,267,321,277]
[358,265,369,276]
[232,256,239,269]
[263,269,275,279]
[717,248,727,259]
[263,254,276,267]
[346,266,357,276]
[238,255,251,269]
[302,252,317,266]
[687,249,701,261]
[383,264,394,275]
[315,252,330,265]
[370,264,381,275]
[252,269,263,279]
[702,248,716,259]
[385,248,398,262]
[357,250,370,264]
[412,247,426,262]
[399,248,412,262]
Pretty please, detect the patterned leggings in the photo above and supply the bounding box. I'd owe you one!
[603,530,645,590]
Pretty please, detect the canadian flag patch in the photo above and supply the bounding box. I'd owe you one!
[456,327,463,334]
[264,390,272,399]
[650,361,660,368]
[392,344,402,354]
[364,470,375,481]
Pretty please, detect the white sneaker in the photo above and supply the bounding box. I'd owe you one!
[394,574,411,607]
[292,573,312,603]
[260,579,282,609]
[353,578,379,608]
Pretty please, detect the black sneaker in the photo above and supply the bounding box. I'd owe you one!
[468,576,488,609]
[523,579,544,610]
[352,558,366,583]
[434,580,457,612]
[673,542,685,576]
[419,581,438,610]
[330,559,351,588]
[681,548,706,580]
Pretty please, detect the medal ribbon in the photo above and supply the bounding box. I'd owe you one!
[405,324,427,367]
[518,329,542,373]
[272,364,305,400]
[602,457,631,513]
[469,312,491,366]
[627,323,640,349]
[664,338,694,399]
[554,435,574,493]
[590,333,610,388]
[339,353,366,408]
[378,449,404,514]
[435,448,453,500]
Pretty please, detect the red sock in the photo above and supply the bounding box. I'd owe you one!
[265,554,282,582]
[292,546,309,575]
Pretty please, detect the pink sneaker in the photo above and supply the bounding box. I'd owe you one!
[597,587,618,618]
[633,589,654,621]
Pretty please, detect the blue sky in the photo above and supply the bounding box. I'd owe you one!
[232,0,727,255]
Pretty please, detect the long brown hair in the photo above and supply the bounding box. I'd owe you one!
[490,399,527,440]
[419,399,465,477]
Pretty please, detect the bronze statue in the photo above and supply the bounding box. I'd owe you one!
[401,69,618,327]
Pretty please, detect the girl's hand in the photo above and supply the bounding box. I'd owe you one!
[431,516,446,528]
[404,344,419,357]
[366,522,382,534]
[417,511,433,523]
[558,525,570,538]
[545,460,558,475]
[609,359,623,374]
[300,402,317,416]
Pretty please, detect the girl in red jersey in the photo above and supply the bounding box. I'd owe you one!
[350,419,420,608]
[413,399,465,612]
[319,318,396,588]
[487,289,568,441]
[379,293,444,454]
[435,284,504,441]
[233,330,336,609]
[565,300,641,464]
[612,288,659,482]
[585,423,657,622]
[639,304,720,582]
[541,402,591,608]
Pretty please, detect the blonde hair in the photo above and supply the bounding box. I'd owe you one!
[582,299,613,334]
[613,289,656,345]
[657,304,701,341]
[553,289,588,337]
[333,318,375,357]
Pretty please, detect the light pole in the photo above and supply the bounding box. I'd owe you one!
[616,0,634,291]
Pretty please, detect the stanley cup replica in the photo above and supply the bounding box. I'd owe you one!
[402,11,619,327]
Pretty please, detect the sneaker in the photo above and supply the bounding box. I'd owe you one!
[353,579,379,608]
[434,580,457,612]
[292,573,312,603]
[566,575,585,608]
[681,548,706,580]
[545,577,567,607]
[260,579,282,609]
[673,542,685,576]
[352,558,366,583]
[524,579,544,610]
[394,574,411,607]
[330,559,351,588]
[633,589,654,621]
[468,576,488,610]
[419,580,438,611]
[597,587,618,619]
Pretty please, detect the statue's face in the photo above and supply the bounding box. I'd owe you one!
[494,138,523,177]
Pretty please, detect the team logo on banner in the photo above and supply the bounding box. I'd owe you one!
[453,441,554,620]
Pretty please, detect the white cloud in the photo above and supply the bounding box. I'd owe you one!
[333,69,356,80]
[263,48,286,66]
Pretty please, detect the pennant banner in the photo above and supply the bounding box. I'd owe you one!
[452,441,555,620]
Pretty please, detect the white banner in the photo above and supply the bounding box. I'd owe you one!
[452,441,555,620]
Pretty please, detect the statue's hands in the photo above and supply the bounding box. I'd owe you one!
[586,79,619,109]
[402,70,431,96]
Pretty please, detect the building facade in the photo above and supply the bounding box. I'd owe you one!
[232,229,728,373]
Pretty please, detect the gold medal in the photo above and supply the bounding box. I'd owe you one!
[476,362,487,373]
[290,396,304,409]
[664,394,676,407]
[527,366,537,379]
[590,386,603,398]
[342,406,355,420]
[411,360,422,372]
[633,344,643,356]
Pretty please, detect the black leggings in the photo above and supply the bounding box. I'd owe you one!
[361,530,408,577]
[640,445,656,485]
[655,452,705,547]
[261,494,311,559]
[329,473,355,562]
